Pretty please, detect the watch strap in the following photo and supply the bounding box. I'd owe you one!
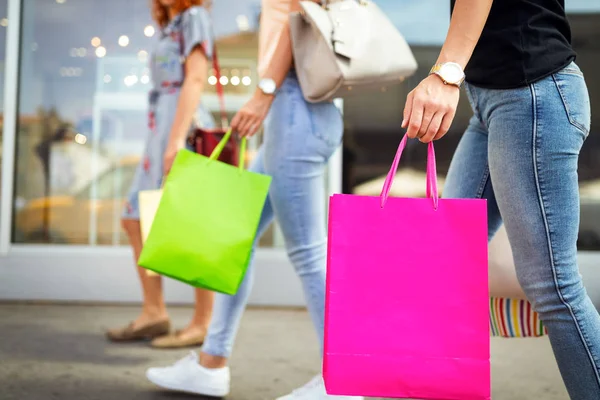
[429,63,465,87]
[429,63,442,76]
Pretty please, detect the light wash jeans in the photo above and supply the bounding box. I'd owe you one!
[202,71,343,358]
[444,62,600,399]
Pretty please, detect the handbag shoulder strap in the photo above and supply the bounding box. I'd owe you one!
[178,17,228,128]
[211,46,228,128]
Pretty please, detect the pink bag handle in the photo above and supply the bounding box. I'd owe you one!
[380,134,439,210]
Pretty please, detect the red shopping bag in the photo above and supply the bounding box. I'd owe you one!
[191,128,239,166]
[324,134,490,399]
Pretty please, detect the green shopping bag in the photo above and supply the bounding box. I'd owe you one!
[138,130,271,295]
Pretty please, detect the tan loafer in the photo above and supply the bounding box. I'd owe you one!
[106,319,171,342]
[150,330,205,349]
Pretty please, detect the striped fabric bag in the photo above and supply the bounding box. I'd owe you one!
[489,298,547,337]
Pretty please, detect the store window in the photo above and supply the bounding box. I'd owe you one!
[10,0,282,247]
[12,0,154,245]
[342,0,600,250]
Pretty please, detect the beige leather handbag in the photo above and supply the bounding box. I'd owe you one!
[290,0,418,103]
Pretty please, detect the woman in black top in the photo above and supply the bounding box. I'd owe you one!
[403,0,599,398]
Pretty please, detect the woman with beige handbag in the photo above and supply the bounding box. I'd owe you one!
[144,0,416,398]
[106,0,216,349]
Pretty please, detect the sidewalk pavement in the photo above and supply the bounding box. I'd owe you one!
[0,304,568,400]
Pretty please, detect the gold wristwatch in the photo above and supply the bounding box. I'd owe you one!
[429,62,465,87]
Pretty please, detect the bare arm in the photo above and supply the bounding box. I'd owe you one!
[232,0,319,137]
[256,0,308,87]
[163,47,208,174]
[403,0,493,143]
[437,0,493,68]
[167,47,209,148]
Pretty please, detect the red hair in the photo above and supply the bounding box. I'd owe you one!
[151,0,204,28]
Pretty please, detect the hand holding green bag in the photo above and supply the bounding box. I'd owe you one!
[138,130,271,295]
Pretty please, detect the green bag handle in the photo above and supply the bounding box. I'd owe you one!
[209,129,247,171]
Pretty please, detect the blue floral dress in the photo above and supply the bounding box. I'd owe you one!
[123,6,215,219]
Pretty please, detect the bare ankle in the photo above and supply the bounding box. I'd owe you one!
[141,306,168,321]
[186,320,208,332]
[199,352,228,369]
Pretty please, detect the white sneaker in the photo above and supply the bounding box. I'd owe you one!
[276,375,364,400]
[146,351,230,397]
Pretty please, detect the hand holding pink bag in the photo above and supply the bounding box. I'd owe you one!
[324,134,490,399]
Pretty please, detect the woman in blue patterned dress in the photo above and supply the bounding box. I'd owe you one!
[106,0,215,349]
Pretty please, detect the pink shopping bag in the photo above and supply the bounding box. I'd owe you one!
[323,134,490,400]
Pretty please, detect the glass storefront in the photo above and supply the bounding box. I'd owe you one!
[0,0,324,303]
[0,0,598,304]
[12,0,165,245]
[8,0,288,247]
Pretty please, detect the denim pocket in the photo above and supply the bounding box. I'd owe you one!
[552,64,591,137]
[308,102,344,148]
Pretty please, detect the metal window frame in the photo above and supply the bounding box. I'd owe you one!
[0,0,21,256]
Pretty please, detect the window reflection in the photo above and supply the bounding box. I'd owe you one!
[10,0,282,247]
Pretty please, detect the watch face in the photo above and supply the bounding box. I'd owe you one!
[439,63,464,85]
[259,79,277,95]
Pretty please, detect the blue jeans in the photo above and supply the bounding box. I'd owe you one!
[202,72,343,357]
[444,62,600,399]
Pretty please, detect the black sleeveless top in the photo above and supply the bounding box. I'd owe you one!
[451,0,576,89]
